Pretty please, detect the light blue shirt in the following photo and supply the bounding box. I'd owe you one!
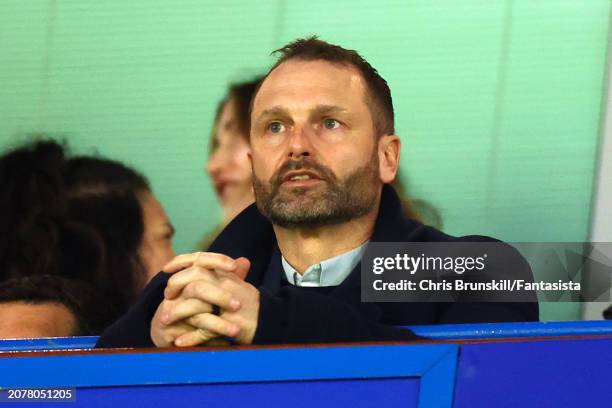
[281,242,369,287]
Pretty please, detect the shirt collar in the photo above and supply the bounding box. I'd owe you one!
[281,241,369,287]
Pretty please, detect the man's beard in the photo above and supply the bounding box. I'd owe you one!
[252,150,380,229]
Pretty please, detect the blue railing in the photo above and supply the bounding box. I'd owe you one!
[0,320,610,352]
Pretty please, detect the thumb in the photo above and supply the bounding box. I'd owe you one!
[234,257,251,281]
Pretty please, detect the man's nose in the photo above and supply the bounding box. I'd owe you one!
[287,125,313,159]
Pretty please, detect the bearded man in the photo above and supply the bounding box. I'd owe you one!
[97,37,538,348]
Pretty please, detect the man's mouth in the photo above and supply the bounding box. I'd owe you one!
[280,171,324,187]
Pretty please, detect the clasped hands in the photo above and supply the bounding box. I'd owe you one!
[151,252,260,347]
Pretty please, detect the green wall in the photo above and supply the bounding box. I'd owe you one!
[1,0,610,320]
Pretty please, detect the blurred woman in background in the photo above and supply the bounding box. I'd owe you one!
[199,77,262,249]
[0,139,175,331]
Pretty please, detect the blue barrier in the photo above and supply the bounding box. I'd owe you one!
[408,320,612,339]
[1,320,611,352]
[0,322,610,407]
[454,337,612,408]
[0,343,458,408]
[0,336,98,352]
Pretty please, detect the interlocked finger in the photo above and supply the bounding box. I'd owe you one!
[174,327,219,347]
[165,266,219,299]
[163,297,215,325]
[164,252,238,274]
[186,312,240,338]
[180,280,241,312]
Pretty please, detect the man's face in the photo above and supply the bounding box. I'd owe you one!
[249,59,383,228]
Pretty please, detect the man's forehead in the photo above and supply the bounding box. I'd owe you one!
[253,60,367,113]
[268,59,362,81]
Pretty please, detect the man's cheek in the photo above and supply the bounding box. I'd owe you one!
[251,156,272,180]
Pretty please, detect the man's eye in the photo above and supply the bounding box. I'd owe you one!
[268,122,285,133]
[323,118,341,130]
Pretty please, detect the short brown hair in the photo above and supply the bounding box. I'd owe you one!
[254,36,395,136]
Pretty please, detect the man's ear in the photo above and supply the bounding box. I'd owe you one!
[378,134,401,183]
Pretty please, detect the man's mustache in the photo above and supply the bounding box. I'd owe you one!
[270,158,336,188]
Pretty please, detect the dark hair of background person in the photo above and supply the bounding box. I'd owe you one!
[253,36,394,137]
[0,141,68,280]
[0,139,151,324]
[0,275,111,335]
[63,154,151,307]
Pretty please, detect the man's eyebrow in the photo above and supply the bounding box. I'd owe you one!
[255,106,291,122]
[309,104,348,117]
[255,105,349,123]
